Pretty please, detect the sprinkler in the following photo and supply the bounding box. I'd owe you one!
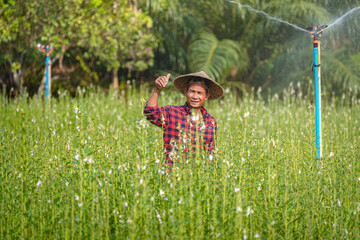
[37,43,53,103]
[307,25,328,164]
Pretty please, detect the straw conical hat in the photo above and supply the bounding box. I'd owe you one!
[173,71,224,100]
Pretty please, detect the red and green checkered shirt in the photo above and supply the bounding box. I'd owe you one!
[144,102,217,165]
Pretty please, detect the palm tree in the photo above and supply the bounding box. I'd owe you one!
[139,0,360,95]
[187,30,248,83]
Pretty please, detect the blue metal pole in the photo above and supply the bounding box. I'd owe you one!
[313,45,321,162]
[45,55,50,102]
[308,25,327,164]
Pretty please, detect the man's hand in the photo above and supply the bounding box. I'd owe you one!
[155,73,171,92]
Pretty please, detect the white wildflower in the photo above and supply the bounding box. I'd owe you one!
[236,206,242,212]
[337,199,341,207]
[75,154,80,160]
[36,180,42,188]
[75,195,79,201]
[178,198,182,204]
[108,169,112,175]
[244,112,250,118]
[209,154,213,161]
[299,170,301,174]
[84,156,94,164]
[234,187,240,193]
[329,152,334,157]
[155,209,162,225]
[140,179,143,184]
[246,206,253,217]
[255,233,260,238]
[159,189,165,197]
[190,115,200,121]
[124,202,128,208]
[243,233,247,240]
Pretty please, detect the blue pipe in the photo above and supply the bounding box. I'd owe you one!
[313,47,321,161]
[45,55,50,102]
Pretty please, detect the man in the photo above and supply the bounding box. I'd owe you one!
[144,71,224,166]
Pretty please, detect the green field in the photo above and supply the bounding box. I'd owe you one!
[1,86,360,239]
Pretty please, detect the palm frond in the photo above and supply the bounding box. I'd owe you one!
[323,50,360,89]
[188,30,248,82]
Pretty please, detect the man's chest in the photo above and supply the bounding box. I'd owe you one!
[166,113,215,142]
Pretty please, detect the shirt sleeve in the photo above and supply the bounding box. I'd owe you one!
[143,103,170,128]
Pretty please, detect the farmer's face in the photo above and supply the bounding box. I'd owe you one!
[184,83,210,109]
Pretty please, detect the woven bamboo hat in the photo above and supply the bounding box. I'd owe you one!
[173,71,224,100]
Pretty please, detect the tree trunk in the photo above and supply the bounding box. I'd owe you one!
[37,68,47,96]
[112,69,119,89]
[59,45,66,72]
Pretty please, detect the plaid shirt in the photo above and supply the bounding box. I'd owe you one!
[144,102,217,165]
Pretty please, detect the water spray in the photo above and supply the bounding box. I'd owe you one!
[307,25,328,163]
[227,0,360,161]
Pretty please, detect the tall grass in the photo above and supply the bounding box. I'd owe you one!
[1,84,360,239]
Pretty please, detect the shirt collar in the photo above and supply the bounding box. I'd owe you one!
[183,102,209,117]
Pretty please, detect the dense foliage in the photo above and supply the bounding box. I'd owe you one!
[1,86,360,238]
[1,0,360,97]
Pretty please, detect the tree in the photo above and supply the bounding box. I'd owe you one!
[188,30,248,83]
[139,0,360,96]
[79,0,157,89]
[0,0,157,95]
[0,0,35,95]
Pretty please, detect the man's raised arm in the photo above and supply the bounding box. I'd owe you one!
[146,73,171,107]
